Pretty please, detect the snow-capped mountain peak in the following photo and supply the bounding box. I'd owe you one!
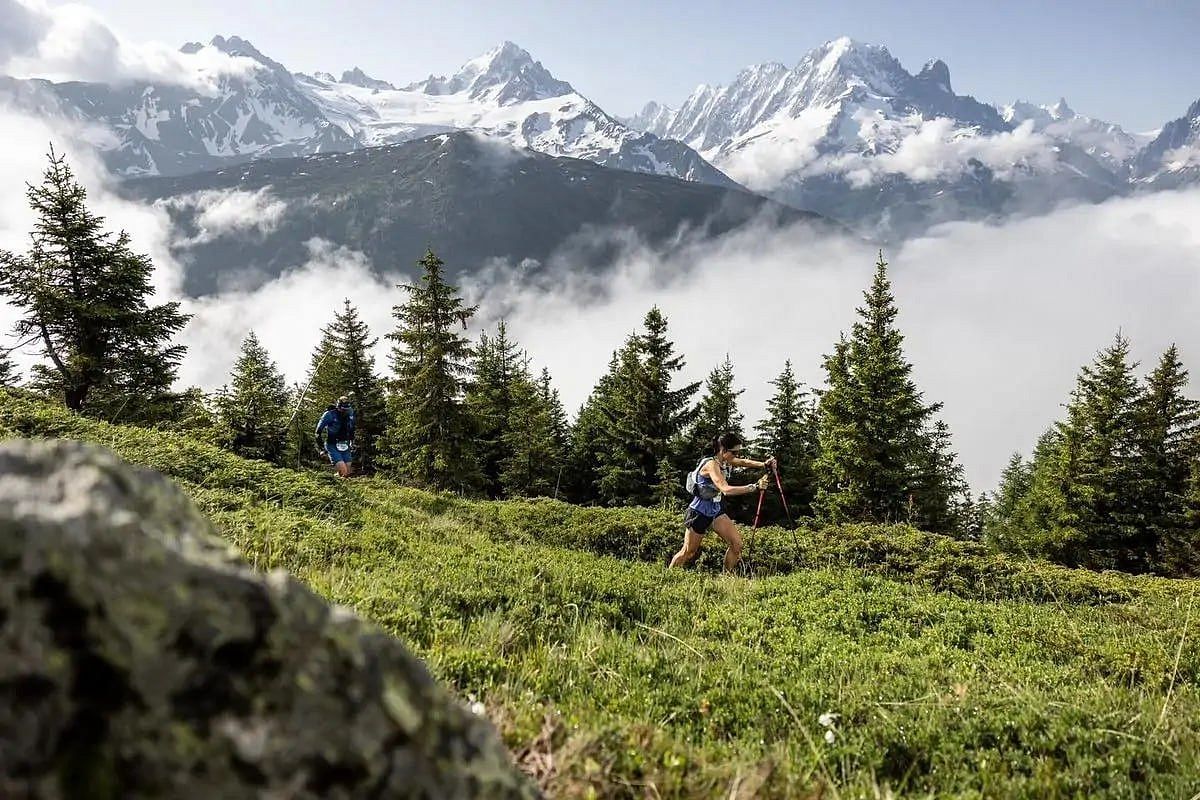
[623,100,676,134]
[798,37,911,99]
[406,41,573,105]
[288,41,735,186]
[1133,97,1200,184]
[206,35,285,73]
[1049,97,1074,119]
[1001,98,1150,172]
[916,59,952,93]
[633,38,1004,180]
[340,67,395,91]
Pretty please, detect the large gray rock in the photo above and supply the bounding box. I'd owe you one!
[0,440,537,799]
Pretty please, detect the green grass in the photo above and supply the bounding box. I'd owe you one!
[3,392,1197,798]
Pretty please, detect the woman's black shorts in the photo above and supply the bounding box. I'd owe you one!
[684,507,726,534]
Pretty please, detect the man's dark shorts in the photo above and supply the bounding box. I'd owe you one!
[325,442,353,464]
[684,506,727,535]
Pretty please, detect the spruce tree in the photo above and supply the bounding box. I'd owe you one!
[499,357,560,498]
[986,452,1034,549]
[909,420,970,535]
[0,148,188,419]
[214,332,291,463]
[0,349,19,388]
[962,490,990,542]
[1015,335,1145,569]
[597,309,699,507]
[467,322,522,497]
[1174,457,1200,575]
[1057,334,1146,570]
[755,360,819,521]
[565,351,623,504]
[539,366,571,485]
[683,354,745,454]
[814,336,859,522]
[1137,345,1200,573]
[158,386,221,446]
[383,249,481,493]
[814,254,943,525]
[1004,429,1073,557]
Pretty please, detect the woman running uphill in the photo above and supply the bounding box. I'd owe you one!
[670,432,773,573]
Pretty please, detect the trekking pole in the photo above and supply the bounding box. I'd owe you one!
[743,484,766,579]
[770,459,801,555]
[771,460,792,524]
[752,485,767,530]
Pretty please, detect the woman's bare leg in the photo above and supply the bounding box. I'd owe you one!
[710,515,744,573]
[669,529,704,568]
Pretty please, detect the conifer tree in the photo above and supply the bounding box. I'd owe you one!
[539,366,571,481]
[597,309,699,507]
[962,490,990,542]
[159,385,221,446]
[214,331,291,463]
[565,351,623,503]
[755,360,819,521]
[683,354,745,455]
[1136,345,1200,571]
[298,300,388,472]
[0,148,188,419]
[0,349,19,388]
[1004,429,1071,556]
[653,456,678,510]
[499,357,560,497]
[909,419,970,534]
[383,249,481,493]
[985,452,1034,548]
[1174,458,1200,575]
[1012,335,1144,569]
[1055,333,1145,570]
[467,322,521,497]
[814,254,943,525]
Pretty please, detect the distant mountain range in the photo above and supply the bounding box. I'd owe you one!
[2,33,1197,247]
[120,131,815,295]
[624,38,1190,236]
[0,36,732,188]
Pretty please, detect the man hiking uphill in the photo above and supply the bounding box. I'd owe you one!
[670,432,772,573]
[316,395,356,478]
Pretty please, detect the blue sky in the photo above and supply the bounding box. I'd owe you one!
[75,0,1200,132]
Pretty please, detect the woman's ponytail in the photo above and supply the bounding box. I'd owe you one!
[709,435,721,455]
[712,432,743,456]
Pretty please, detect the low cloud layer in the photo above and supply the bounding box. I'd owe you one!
[0,0,260,93]
[176,238,403,390]
[2,102,1198,495]
[1163,144,1200,172]
[161,188,289,246]
[824,117,1056,187]
[719,113,1057,191]
[716,107,834,191]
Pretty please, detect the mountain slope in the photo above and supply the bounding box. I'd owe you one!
[630,38,1125,236]
[4,392,1197,798]
[121,131,814,295]
[1132,97,1200,187]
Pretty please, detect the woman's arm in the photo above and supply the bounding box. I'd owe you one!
[730,455,776,470]
[703,460,759,496]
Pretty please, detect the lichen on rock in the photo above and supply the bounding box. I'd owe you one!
[0,439,538,799]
